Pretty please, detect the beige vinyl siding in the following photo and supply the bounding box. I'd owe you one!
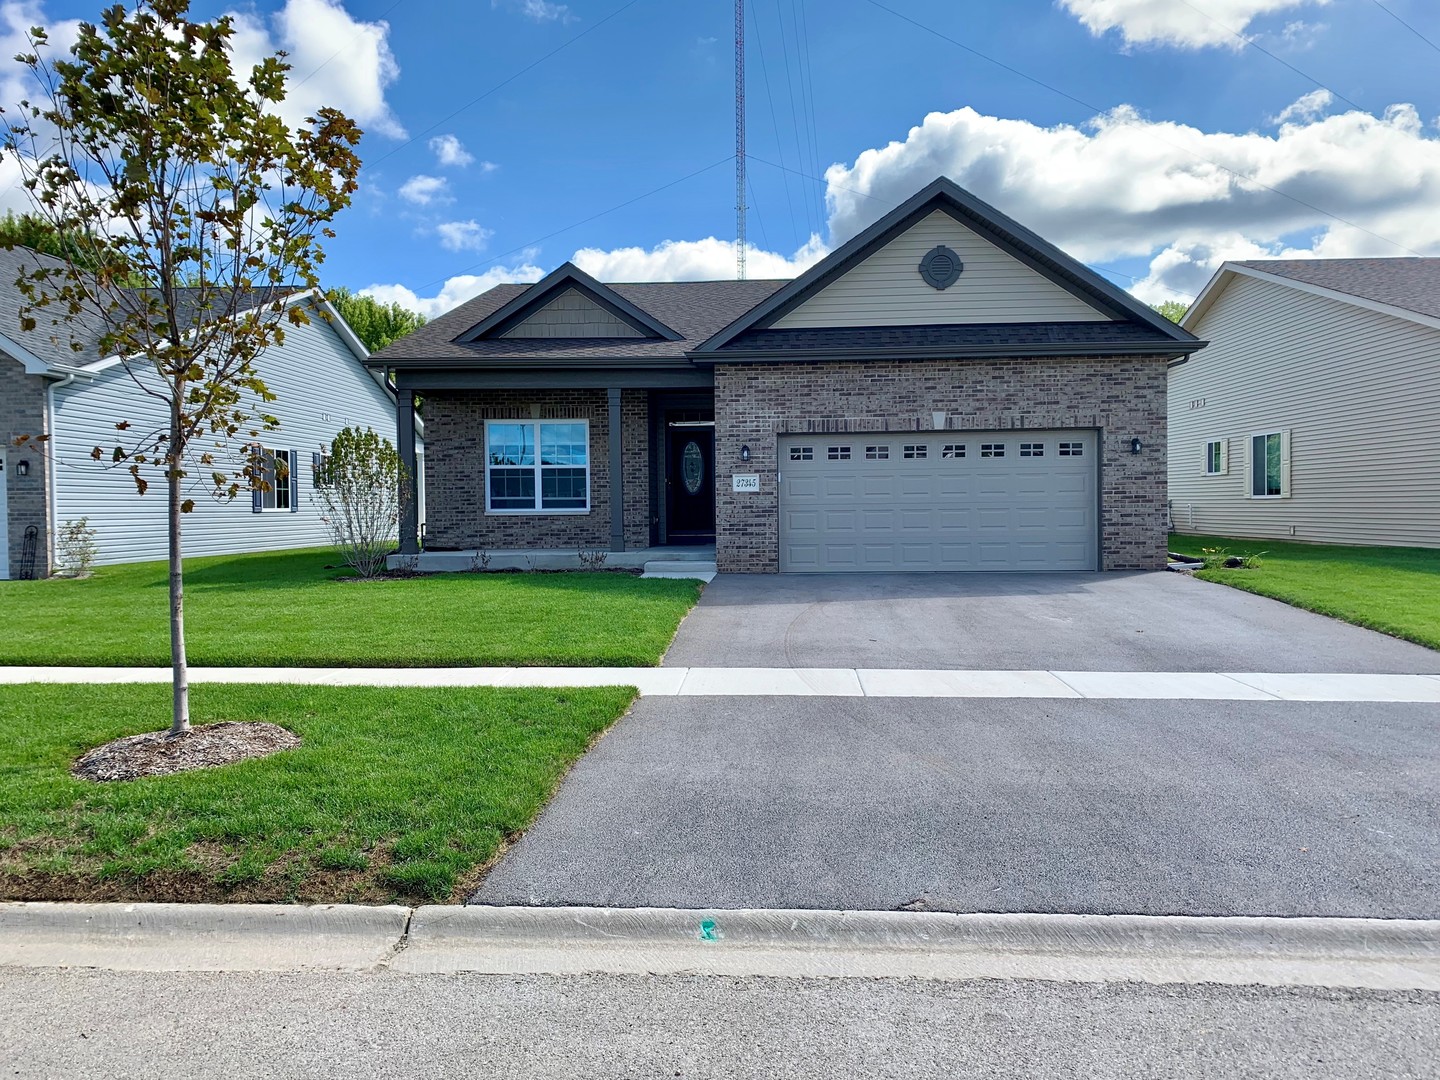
[50,305,415,565]
[772,210,1113,328]
[501,287,643,338]
[1169,273,1440,548]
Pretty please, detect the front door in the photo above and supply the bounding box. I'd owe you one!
[665,425,715,543]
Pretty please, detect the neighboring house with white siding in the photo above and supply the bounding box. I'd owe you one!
[1,246,421,578]
[1170,259,1440,549]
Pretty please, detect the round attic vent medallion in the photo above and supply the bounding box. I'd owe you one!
[918,245,963,290]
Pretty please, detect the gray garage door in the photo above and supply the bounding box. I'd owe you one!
[779,429,1098,572]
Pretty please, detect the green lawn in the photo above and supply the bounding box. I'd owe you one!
[0,548,701,667]
[0,682,635,903]
[1170,533,1440,651]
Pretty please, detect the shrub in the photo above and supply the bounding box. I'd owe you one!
[312,427,410,579]
[56,517,97,577]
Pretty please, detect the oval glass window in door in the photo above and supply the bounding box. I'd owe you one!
[682,441,704,494]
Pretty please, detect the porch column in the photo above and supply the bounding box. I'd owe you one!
[608,387,625,552]
[396,388,419,555]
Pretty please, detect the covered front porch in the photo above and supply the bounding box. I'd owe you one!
[386,544,716,579]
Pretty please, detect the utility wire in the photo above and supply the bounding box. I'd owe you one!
[363,0,646,171]
[859,0,1426,258]
[1369,0,1440,55]
[774,0,815,240]
[794,0,826,233]
[291,0,407,90]
[749,0,802,248]
[1175,0,1365,112]
[409,155,735,291]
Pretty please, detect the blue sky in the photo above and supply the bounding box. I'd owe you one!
[5,0,1440,315]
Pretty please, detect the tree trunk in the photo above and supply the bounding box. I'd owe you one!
[167,412,190,737]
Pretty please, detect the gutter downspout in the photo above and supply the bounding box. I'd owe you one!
[43,370,78,576]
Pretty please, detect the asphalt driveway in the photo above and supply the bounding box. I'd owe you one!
[473,696,1440,917]
[661,571,1440,673]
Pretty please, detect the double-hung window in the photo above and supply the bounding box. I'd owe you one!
[486,420,590,513]
[1249,431,1287,497]
[252,446,296,512]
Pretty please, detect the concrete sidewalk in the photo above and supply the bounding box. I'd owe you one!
[3,901,1439,990]
[1,665,1438,700]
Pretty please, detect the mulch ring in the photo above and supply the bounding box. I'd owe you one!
[71,722,301,783]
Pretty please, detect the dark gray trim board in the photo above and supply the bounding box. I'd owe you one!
[692,176,1201,356]
[393,369,714,391]
[690,342,1200,365]
[455,263,683,343]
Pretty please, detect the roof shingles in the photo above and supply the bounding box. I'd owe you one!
[1234,258,1440,321]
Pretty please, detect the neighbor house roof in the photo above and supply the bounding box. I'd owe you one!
[1186,257,1440,333]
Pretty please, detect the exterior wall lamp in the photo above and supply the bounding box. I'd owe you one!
[1130,438,1143,455]
[16,460,28,477]
[740,444,751,463]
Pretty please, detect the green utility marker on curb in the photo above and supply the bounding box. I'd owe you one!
[699,920,722,941]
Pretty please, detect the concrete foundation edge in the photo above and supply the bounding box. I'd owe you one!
[2,902,1438,989]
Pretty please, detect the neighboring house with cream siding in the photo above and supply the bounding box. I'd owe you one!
[0,246,420,578]
[1170,259,1440,549]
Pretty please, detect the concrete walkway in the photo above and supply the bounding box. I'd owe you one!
[2,665,1438,701]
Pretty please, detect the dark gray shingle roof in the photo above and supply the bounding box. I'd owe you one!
[0,244,300,371]
[1235,258,1440,321]
[373,278,790,363]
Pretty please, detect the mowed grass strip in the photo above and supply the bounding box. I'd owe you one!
[0,548,701,667]
[0,682,636,903]
[1171,533,1440,651]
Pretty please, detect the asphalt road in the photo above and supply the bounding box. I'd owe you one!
[473,697,1440,916]
[3,969,1436,1079]
[661,571,1440,672]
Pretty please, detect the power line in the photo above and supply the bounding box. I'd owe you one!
[409,155,735,292]
[794,0,826,231]
[1174,0,1365,112]
[859,0,1426,258]
[774,0,815,240]
[749,0,801,248]
[1370,0,1440,55]
[363,0,646,171]
[736,0,747,279]
[291,0,407,90]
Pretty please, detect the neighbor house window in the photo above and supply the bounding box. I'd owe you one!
[1249,431,1285,497]
[252,446,295,511]
[486,420,590,513]
[1204,439,1226,476]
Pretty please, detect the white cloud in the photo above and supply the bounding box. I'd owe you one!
[227,0,405,138]
[398,174,451,206]
[493,0,576,24]
[1272,88,1332,125]
[571,236,828,281]
[362,259,547,320]
[429,134,474,168]
[0,2,81,118]
[823,97,1440,302]
[1058,0,1328,50]
[435,220,493,252]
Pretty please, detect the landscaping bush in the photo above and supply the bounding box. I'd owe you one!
[313,426,410,578]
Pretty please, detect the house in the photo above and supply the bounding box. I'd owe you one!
[1170,258,1440,549]
[369,177,1202,574]
[0,246,420,578]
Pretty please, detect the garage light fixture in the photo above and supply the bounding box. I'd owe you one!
[1130,438,1143,455]
[740,444,751,463]
[16,460,28,477]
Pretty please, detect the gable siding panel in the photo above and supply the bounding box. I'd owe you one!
[1169,273,1440,547]
[772,211,1114,328]
[500,288,644,339]
[50,309,413,565]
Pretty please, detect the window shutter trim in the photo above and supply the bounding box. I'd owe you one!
[251,442,262,513]
[289,450,300,512]
[1280,429,1292,499]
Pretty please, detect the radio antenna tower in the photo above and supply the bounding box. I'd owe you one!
[735,0,746,280]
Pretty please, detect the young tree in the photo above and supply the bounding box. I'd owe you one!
[327,286,426,353]
[2,0,361,736]
[312,426,409,579]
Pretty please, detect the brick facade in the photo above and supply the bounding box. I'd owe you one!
[422,388,650,551]
[0,353,50,578]
[713,356,1169,573]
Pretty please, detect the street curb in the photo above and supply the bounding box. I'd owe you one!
[396,906,1440,990]
[3,902,1438,988]
[0,902,411,972]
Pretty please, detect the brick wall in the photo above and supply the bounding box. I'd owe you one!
[0,353,51,578]
[714,356,1169,573]
[422,388,650,551]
